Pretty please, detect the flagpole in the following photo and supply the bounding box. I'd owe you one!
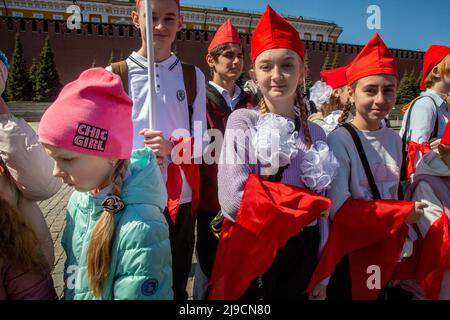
[144,0,156,130]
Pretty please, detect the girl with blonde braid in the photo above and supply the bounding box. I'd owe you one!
[38,68,173,300]
[309,66,354,135]
[209,6,336,300]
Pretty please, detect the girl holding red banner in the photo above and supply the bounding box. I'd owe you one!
[306,33,428,300]
[208,5,336,300]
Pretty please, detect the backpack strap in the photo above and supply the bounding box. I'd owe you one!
[206,82,232,115]
[402,95,440,145]
[432,106,439,140]
[341,123,381,200]
[110,60,129,95]
[181,62,197,134]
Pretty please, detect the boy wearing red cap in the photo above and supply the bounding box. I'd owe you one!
[400,45,450,178]
[399,122,450,300]
[38,68,173,300]
[307,33,427,300]
[308,65,352,134]
[193,19,255,300]
[208,5,333,300]
[107,0,207,300]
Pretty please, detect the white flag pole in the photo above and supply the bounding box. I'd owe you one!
[144,0,156,130]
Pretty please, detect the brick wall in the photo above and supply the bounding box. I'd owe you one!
[0,17,424,86]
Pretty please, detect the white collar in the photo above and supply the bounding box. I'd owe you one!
[425,89,447,105]
[208,81,241,100]
[130,52,179,70]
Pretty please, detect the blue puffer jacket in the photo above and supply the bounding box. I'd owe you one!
[62,148,173,300]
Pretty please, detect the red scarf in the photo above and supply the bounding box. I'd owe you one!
[208,174,332,300]
[393,175,450,299]
[165,137,200,224]
[306,197,415,299]
[406,141,431,179]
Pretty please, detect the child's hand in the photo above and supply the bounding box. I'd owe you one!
[405,202,428,224]
[140,129,174,158]
[321,208,330,218]
[430,138,441,151]
[309,283,327,300]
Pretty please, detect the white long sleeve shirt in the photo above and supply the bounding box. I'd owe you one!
[399,89,449,144]
[326,124,403,219]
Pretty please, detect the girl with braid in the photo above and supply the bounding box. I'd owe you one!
[208,6,336,300]
[38,68,173,300]
[308,65,354,135]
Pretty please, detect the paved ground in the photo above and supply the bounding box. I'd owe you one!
[38,184,73,298]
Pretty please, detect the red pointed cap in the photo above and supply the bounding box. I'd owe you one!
[251,5,304,64]
[320,65,349,89]
[420,45,450,90]
[208,19,241,53]
[346,33,397,85]
[442,121,450,146]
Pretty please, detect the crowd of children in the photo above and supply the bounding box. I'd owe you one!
[0,0,449,300]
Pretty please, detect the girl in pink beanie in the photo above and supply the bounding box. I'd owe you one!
[39,68,173,300]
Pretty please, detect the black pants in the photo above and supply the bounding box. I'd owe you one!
[327,256,352,300]
[195,210,220,279]
[241,224,320,300]
[327,256,413,300]
[163,203,196,300]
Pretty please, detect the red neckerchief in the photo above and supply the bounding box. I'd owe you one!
[406,141,431,179]
[165,137,200,224]
[306,197,415,299]
[208,174,331,300]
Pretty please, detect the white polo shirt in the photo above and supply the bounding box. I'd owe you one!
[107,52,207,204]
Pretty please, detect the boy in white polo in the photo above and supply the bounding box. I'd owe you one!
[107,0,206,300]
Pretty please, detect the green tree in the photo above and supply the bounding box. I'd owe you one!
[28,58,40,101]
[6,33,31,101]
[415,70,423,95]
[321,53,332,71]
[34,37,61,102]
[331,52,340,69]
[407,69,419,99]
[397,72,409,104]
[397,70,417,104]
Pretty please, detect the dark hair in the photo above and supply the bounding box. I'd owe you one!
[0,196,48,272]
[321,94,345,117]
[338,83,357,124]
[208,43,244,77]
[209,43,244,61]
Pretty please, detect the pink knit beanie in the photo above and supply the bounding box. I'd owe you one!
[39,68,133,159]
